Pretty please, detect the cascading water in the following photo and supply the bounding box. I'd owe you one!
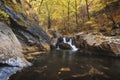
[57,37,78,51]
[63,37,67,43]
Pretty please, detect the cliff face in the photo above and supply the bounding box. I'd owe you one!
[0,0,50,52]
[0,22,31,67]
[0,0,51,76]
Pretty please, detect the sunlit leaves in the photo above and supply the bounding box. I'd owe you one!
[27,0,119,34]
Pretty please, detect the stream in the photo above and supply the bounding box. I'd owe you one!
[5,50,120,80]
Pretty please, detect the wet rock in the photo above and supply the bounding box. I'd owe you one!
[75,32,120,56]
[48,29,62,49]
[50,38,58,49]
[0,67,21,80]
[59,42,72,50]
[56,37,64,46]
[0,22,31,67]
[71,66,108,79]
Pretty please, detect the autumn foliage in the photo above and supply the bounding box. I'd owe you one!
[27,0,120,36]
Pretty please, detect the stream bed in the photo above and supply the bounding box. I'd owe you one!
[8,50,120,80]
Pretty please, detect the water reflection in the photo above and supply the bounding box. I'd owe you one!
[9,50,120,80]
[61,50,74,63]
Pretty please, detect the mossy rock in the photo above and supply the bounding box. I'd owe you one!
[0,10,9,23]
[4,0,21,13]
[3,0,28,28]
[59,42,71,50]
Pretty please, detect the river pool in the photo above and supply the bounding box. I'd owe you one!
[8,50,120,80]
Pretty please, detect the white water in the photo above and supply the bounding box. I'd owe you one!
[62,37,78,51]
[63,37,67,43]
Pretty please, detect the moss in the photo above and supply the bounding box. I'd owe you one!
[16,18,27,28]
[3,1,30,28]
[0,9,10,24]
[4,0,21,13]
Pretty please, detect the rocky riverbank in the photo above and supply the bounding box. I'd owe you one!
[75,32,120,56]
[49,29,120,56]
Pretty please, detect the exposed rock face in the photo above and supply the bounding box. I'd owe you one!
[0,0,50,52]
[0,22,31,67]
[75,32,120,56]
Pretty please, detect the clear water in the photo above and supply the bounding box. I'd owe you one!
[8,50,120,80]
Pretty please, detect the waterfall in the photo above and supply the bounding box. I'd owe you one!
[57,37,78,51]
[67,38,78,51]
[63,37,67,43]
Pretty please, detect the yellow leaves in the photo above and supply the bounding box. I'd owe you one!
[26,0,120,35]
[0,10,9,18]
[91,3,105,12]
[95,3,105,10]
[85,21,94,25]
[89,0,119,13]
[34,7,38,12]
[60,67,71,72]
[52,12,61,19]
[0,10,9,23]
[106,0,118,5]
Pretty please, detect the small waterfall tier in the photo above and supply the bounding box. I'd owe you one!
[56,37,78,51]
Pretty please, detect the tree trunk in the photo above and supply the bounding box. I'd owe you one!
[48,15,51,29]
[46,2,51,29]
[105,0,117,29]
[62,10,66,28]
[67,0,70,32]
[38,0,44,14]
[85,0,90,20]
[75,0,78,26]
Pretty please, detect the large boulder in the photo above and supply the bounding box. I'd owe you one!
[0,0,50,52]
[0,22,31,67]
[75,32,120,56]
